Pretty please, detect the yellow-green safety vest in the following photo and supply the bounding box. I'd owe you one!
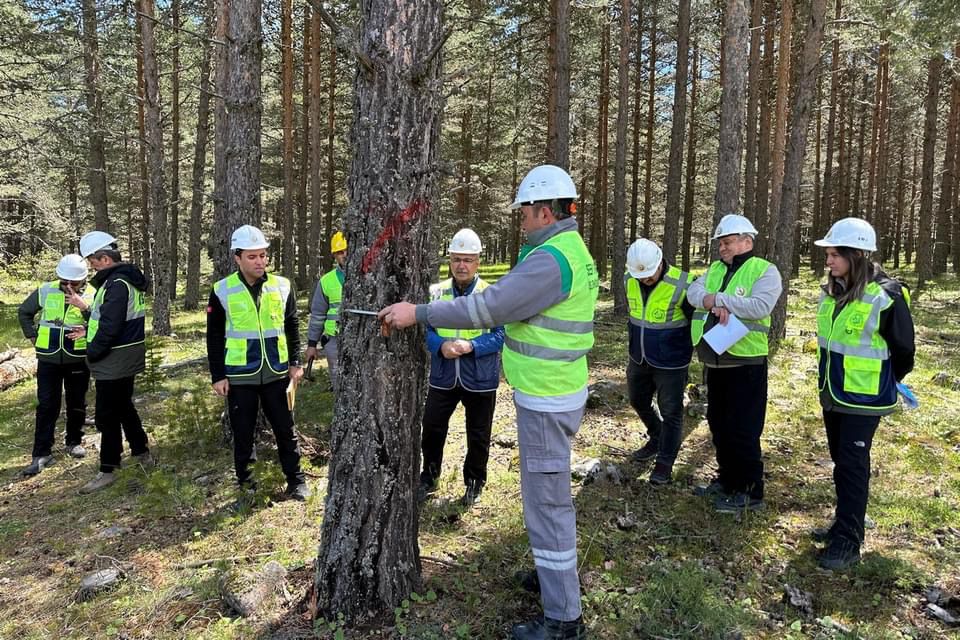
[690,257,772,357]
[214,272,291,379]
[817,281,897,411]
[320,267,344,337]
[502,230,599,402]
[626,266,693,329]
[432,277,491,340]
[35,281,92,359]
[88,277,146,348]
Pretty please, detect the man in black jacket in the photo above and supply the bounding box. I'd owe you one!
[74,231,153,494]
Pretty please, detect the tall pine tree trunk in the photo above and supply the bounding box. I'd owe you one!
[308,12,323,281]
[714,0,749,232]
[812,0,841,275]
[662,0,689,263]
[81,0,109,231]
[935,51,959,273]
[280,0,296,277]
[297,5,312,287]
[314,0,444,622]
[612,0,632,314]
[764,0,792,257]
[546,0,571,168]
[754,0,774,233]
[643,5,657,238]
[743,0,763,222]
[681,43,699,270]
[629,4,643,243]
[324,42,337,265]
[916,53,943,293]
[168,0,182,300]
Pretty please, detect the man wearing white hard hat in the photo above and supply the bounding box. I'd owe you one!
[687,214,783,513]
[623,239,695,485]
[74,231,153,494]
[811,217,914,569]
[306,231,348,394]
[381,165,596,640]
[17,254,94,476]
[417,228,504,508]
[206,225,310,504]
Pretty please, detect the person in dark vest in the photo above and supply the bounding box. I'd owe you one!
[687,214,783,513]
[418,228,504,508]
[623,239,694,485]
[17,254,93,476]
[75,231,153,494]
[812,217,914,569]
[306,231,347,394]
[206,225,310,503]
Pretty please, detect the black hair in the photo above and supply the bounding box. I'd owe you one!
[531,198,575,219]
[92,246,122,262]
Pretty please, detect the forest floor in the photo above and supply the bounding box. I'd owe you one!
[0,260,958,640]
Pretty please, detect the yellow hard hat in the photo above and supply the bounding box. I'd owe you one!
[331,231,347,253]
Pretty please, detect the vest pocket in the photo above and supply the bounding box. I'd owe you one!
[842,355,881,395]
[225,337,247,366]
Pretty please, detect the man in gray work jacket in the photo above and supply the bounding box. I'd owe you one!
[687,214,782,513]
[382,164,597,640]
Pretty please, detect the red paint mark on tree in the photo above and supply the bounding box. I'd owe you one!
[361,200,430,274]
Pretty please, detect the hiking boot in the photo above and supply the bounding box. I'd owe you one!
[811,524,834,544]
[511,615,587,640]
[460,479,483,507]
[67,444,86,459]
[80,471,116,494]
[132,451,155,470]
[818,538,861,570]
[713,492,765,513]
[692,480,726,497]
[285,481,311,501]
[631,440,659,463]
[417,479,437,504]
[22,455,55,477]
[514,568,541,594]
[649,463,673,486]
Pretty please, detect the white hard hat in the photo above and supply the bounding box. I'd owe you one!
[230,225,270,251]
[814,217,877,251]
[56,254,88,280]
[626,239,663,279]
[448,228,482,254]
[79,231,118,258]
[712,214,758,240]
[510,164,578,210]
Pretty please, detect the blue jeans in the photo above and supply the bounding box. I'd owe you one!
[627,358,689,466]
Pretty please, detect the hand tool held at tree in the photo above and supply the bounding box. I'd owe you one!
[343,308,391,337]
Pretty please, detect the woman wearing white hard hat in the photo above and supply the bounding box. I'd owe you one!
[623,238,695,485]
[16,255,94,476]
[811,217,915,569]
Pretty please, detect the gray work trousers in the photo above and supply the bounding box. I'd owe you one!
[324,337,339,394]
[516,402,584,622]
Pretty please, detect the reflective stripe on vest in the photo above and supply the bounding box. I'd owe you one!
[35,281,91,358]
[320,267,344,337]
[690,257,773,357]
[625,266,693,329]
[88,277,146,348]
[432,277,491,340]
[214,272,291,379]
[817,282,896,410]
[502,230,599,403]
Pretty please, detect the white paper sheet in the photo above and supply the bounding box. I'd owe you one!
[702,313,750,355]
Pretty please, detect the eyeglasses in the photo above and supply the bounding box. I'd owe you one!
[450,257,478,265]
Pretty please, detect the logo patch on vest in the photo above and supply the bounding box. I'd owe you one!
[735,286,746,296]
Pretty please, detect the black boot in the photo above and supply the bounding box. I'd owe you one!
[511,616,586,640]
[631,440,659,462]
[460,479,483,507]
[818,538,861,570]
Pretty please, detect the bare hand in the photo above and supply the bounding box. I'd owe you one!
[305,346,318,362]
[289,365,304,385]
[378,302,417,330]
[702,294,717,310]
[212,379,230,397]
[67,325,86,341]
[65,285,89,312]
[440,341,461,359]
[712,306,730,326]
[454,339,473,355]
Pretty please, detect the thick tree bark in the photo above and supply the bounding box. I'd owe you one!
[611,0,632,315]
[591,21,610,278]
[135,11,151,270]
[509,27,523,266]
[770,0,827,340]
[681,43,699,271]
[662,0,690,263]
[952,44,960,274]
[754,0,775,234]
[297,5,311,287]
[81,0,109,232]
[643,6,657,239]
[812,0,841,275]
[210,0,230,278]
[314,0,444,622]
[184,0,215,310]
[743,0,763,223]
[629,4,643,244]
[169,0,182,300]
[280,0,295,277]
[323,42,337,265]
[935,51,959,273]
[764,0,792,257]
[917,53,944,292]
[546,0,570,169]
[139,0,171,335]
[865,39,888,224]
[713,0,749,233]
[308,12,323,281]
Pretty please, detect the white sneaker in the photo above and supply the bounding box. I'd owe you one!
[80,472,116,494]
[67,444,87,459]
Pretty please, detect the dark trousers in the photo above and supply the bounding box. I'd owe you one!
[227,379,305,487]
[420,385,496,487]
[824,411,880,547]
[95,376,149,472]
[706,362,767,499]
[33,360,89,457]
[627,359,689,466]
